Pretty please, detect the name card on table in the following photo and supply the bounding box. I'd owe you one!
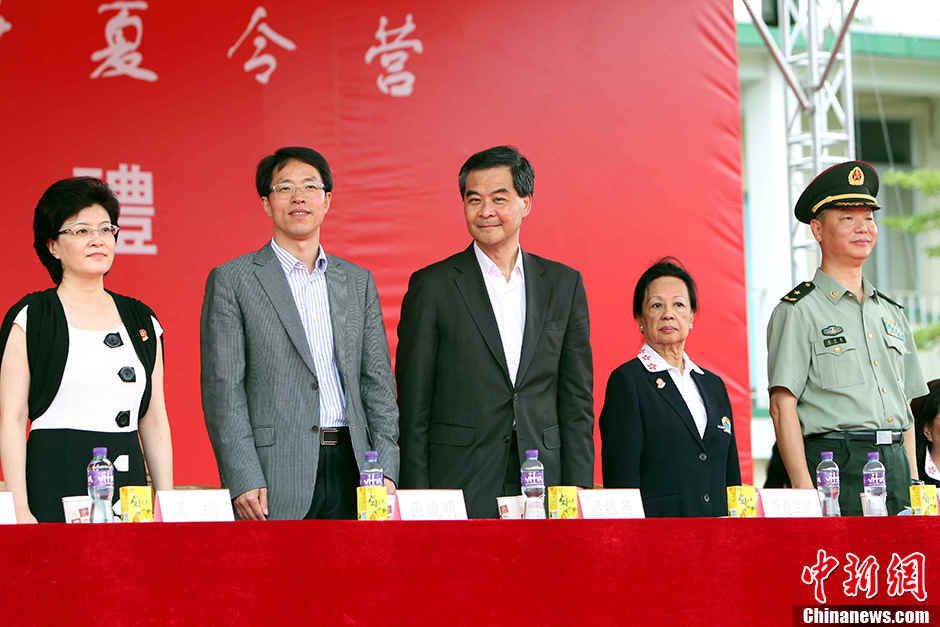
[577,489,645,519]
[758,489,822,518]
[154,489,234,522]
[0,492,15,524]
[393,490,467,520]
[910,484,939,516]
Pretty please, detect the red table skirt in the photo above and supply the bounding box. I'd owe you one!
[1,517,937,626]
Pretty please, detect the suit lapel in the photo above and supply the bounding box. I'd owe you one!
[252,244,317,376]
[325,255,348,390]
[647,370,705,449]
[452,245,511,384]
[515,250,548,387]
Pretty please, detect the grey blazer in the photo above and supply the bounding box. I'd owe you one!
[200,242,399,519]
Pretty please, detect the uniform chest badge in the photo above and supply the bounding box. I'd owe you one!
[882,318,904,342]
[655,377,666,389]
[719,416,732,434]
[139,329,149,342]
[821,325,843,337]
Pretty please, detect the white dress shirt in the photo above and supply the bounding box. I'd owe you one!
[473,242,526,386]
[637,342,708,438]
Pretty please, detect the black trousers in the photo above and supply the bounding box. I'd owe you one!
[305,428,359,520]
[502,431,521,497]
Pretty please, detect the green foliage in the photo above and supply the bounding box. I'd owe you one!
[883,169,940,196]
[914,323,940,350]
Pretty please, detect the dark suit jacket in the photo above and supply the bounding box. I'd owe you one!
[396,245,594,518]
[599,357,741,517]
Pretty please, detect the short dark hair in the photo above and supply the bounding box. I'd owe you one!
[632,257,698,319]
[255,146,333,197]
[458,145,534,198]
[913,380,940,477]
[33,177,121,284]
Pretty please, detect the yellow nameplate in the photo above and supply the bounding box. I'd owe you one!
[357,486,388,521]
[910,484,939,516]
[727,485,757,518]
[120,486,153,522]
[548,486,579,519]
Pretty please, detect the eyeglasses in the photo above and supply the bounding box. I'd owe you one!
[57,224,121,240]
[270,181,326,197]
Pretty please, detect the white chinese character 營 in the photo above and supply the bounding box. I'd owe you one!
[90,1,158,82]
[887,552,927,602]
[227,6,296,85]
[801,549,840,604]
[74,164,158,256]
[0,1,11,40]
[364,14,423,97]
[842,553,880,599]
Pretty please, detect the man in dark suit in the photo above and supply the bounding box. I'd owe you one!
[396,145,594,518]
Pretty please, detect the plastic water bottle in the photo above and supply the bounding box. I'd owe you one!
[87,447,114,523]
[360,450,384,487]
[521,449,546,520]
[815,451,841,517]
[862,451,888,516]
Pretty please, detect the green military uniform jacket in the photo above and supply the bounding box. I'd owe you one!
[767,268,927,435]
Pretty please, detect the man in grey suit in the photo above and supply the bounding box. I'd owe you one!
[396,145,594,518]
[201,146,399,520]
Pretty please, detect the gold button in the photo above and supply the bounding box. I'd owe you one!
[882,387,887,393]
[874,360,879,367]
[830,290,838,298]
[834,347,840,353]
[888,416,894,423]
[868,333,873,339]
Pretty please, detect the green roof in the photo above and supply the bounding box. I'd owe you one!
[737,22,940,61]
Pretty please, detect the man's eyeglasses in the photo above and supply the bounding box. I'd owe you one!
[57,224,121,240]
[271,181,326,197]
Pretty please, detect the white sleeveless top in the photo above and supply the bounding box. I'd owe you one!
[14,307,163,433]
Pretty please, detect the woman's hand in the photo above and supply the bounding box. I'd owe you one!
[15,507,38,524]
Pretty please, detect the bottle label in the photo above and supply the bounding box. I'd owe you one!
[817,470,839,487]
[521,470,544,488]
[359,472,383,487]
[87,469,113,490]
[863,470,886,488]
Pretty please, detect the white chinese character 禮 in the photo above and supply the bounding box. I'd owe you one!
[227,6,297,85]
[73,164,158,256]
[0,1,11,40]
[90,1,158,82]
[364,14,423,97]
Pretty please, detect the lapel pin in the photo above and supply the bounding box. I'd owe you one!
[139,329,149,342]
[720,416,732,434]
[656,377,666,389]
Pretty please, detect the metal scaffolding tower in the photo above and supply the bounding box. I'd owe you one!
[742,0,860,280]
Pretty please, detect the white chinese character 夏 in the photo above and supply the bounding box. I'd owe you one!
[801,549,840,604]
[886,552,927,602]
[90,1,158,82]
[364,14,423,97]
[842,553,880,599]
[227,6,296,85]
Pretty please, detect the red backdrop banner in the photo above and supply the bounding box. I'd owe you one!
[0,0,750,485]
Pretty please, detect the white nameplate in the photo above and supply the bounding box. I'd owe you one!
[758,489,822,518]
[154,489,234,522]
[0,492,15,524]
[394,490,468,520]
[578,489,645,519]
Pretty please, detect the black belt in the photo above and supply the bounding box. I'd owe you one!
[317,427,349,446]
[809,430,902,444]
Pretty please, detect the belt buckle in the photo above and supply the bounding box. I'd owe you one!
[320,427,340,446]
[875,430,893,445]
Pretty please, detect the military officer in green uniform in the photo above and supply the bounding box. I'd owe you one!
[767,160,928,515]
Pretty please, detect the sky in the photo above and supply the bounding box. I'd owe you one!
[735,0,940,38]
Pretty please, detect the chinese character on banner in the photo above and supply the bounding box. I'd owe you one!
[73,164,158,255]
[90,1,158,82]
[887,552,927,602]
[364,14,423,97]
[0,1,11,40]
[842,553,880,599]
[801,549,840,604]
[227,6,296,85]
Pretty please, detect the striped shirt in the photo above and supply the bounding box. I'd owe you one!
[270,238,347,427]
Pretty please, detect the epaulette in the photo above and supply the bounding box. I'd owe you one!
[876,290,904,309]
[781,281,814,304]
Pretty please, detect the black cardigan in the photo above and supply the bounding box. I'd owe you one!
[0,288,161,421]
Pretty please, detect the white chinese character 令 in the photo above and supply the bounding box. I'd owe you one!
[842,553,880,599]
[801,549,840,604]
[0,1,11,40]
[227,6,296,85]
[887,552,927,602]
[90,2,158,82]
[364,14,423,97]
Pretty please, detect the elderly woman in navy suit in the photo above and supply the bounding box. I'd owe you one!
[599,258,740,517]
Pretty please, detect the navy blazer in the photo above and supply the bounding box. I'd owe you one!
[599,357,741,517]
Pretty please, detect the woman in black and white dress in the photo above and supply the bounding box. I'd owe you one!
[0,177,173,523]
